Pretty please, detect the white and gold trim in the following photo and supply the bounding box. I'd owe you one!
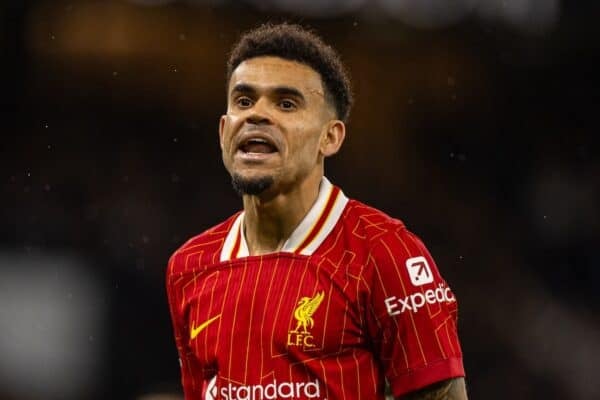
[219,177,348,261]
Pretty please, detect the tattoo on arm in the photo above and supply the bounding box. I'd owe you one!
[398,377,467,400]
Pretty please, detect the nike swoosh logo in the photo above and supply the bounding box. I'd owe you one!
[190,314,221,339]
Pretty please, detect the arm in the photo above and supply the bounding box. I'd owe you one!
[365,226,466,398]
[398,377,468,400]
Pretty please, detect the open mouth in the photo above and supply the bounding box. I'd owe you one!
[239,137,278,154]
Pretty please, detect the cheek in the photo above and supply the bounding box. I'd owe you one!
[289,125,323,158]
[221,116,241,148]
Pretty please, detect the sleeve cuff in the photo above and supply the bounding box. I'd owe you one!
[389,357,465,397]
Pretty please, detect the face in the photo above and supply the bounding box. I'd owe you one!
[219,56,345,197]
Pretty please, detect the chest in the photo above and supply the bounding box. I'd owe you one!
[183,254,366,369]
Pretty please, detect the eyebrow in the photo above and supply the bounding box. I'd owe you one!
[272,86,305,101]
[230,84,306,102]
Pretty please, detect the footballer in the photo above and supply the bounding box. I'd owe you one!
[166,23,467,400]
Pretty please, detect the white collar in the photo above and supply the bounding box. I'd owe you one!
[220,177,348,261]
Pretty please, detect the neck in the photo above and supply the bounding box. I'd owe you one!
[242,171,323,256]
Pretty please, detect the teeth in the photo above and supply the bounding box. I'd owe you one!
[247,138,268,144]
[239,136,277,153]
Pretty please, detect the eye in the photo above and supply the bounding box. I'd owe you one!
[279,99,297,111]
[235,97,253,108]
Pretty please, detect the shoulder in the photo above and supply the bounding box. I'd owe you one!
[342,199,412,247]
[341,199,433,267]
[166,212,241,277]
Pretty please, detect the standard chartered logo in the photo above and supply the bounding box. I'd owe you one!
[385,283,456,316]
[205,376,322,400]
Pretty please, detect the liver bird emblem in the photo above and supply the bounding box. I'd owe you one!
[291,291,325,333]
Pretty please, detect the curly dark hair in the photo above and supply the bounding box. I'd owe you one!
[227,22,353,122]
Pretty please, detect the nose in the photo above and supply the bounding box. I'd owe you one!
[245,98,272,125]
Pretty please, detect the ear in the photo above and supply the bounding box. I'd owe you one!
[219,115,227,149]
[320,119,346,157]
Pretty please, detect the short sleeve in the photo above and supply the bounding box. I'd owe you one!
[165,256,206,399]
[365,228,465,397]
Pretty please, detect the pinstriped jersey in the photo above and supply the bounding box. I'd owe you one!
[166,178,464,400]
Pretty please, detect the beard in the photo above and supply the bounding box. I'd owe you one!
[231,173,274,196]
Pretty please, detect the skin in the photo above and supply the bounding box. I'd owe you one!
[219,55,468,400]
[399,378,468,400]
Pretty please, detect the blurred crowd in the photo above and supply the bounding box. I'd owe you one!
[1,1,598,399]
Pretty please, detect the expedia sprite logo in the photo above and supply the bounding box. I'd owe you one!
[205,376,323,400]
[287,291,324,348]
[405,256,434,286]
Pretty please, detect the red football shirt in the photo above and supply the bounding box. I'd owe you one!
[166,178,464,400]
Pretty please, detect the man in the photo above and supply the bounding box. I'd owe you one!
[166,23,467,400]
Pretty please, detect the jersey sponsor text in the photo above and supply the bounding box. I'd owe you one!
[206,377,322,400]
[385,283,456,316]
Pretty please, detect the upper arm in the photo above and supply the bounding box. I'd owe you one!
[365,227,465,396]
[397,377,468,400]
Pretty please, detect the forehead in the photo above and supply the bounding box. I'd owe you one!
[228,56,324,95]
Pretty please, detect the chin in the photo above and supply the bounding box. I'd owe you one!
[231,173,275,196]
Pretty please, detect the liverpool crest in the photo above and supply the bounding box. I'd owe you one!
[287,291,325,348]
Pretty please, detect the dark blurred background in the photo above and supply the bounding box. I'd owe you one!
[1,0,598,399]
